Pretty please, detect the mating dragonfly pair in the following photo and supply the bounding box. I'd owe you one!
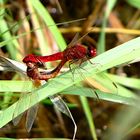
[16,35,97,138]
[23,42,96,81]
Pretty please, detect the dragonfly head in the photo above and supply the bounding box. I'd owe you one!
[23,54,45,68]
[87,46,96,58]
[23,54,37,63]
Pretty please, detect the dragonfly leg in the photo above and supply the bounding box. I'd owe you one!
[69,60,79,81]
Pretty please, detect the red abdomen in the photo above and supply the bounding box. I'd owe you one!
[23,52,63,63]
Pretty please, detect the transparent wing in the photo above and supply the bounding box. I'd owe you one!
[26,104,39,132]
[67,33,80,48]
[12,79,28,126]
[0,56,39,131]
[67,27,94,49]
[12,112,24,126]
[49,95,77,140]
[25,80,42,132]
[12,78,39,132]
[70,62,100,98]
[70,60,118,96]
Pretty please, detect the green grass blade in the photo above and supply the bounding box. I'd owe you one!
[107,73,140,90]
[0,81,33,92]
[126,0,140,8]
[97,0,117,54]
[63,87,138,106]
[80,96,98,140]
[0,81,138,106]
[27,0,50,56]
[30,0,67,50]
[89,73,137,98]
[0,18,19,60]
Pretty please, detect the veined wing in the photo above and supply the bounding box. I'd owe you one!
[12,77,39,132]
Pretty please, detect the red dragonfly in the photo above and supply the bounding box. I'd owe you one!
[23,39,96,80]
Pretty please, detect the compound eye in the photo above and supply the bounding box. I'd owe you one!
[87,46,96,58]
[91,48,96,57]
